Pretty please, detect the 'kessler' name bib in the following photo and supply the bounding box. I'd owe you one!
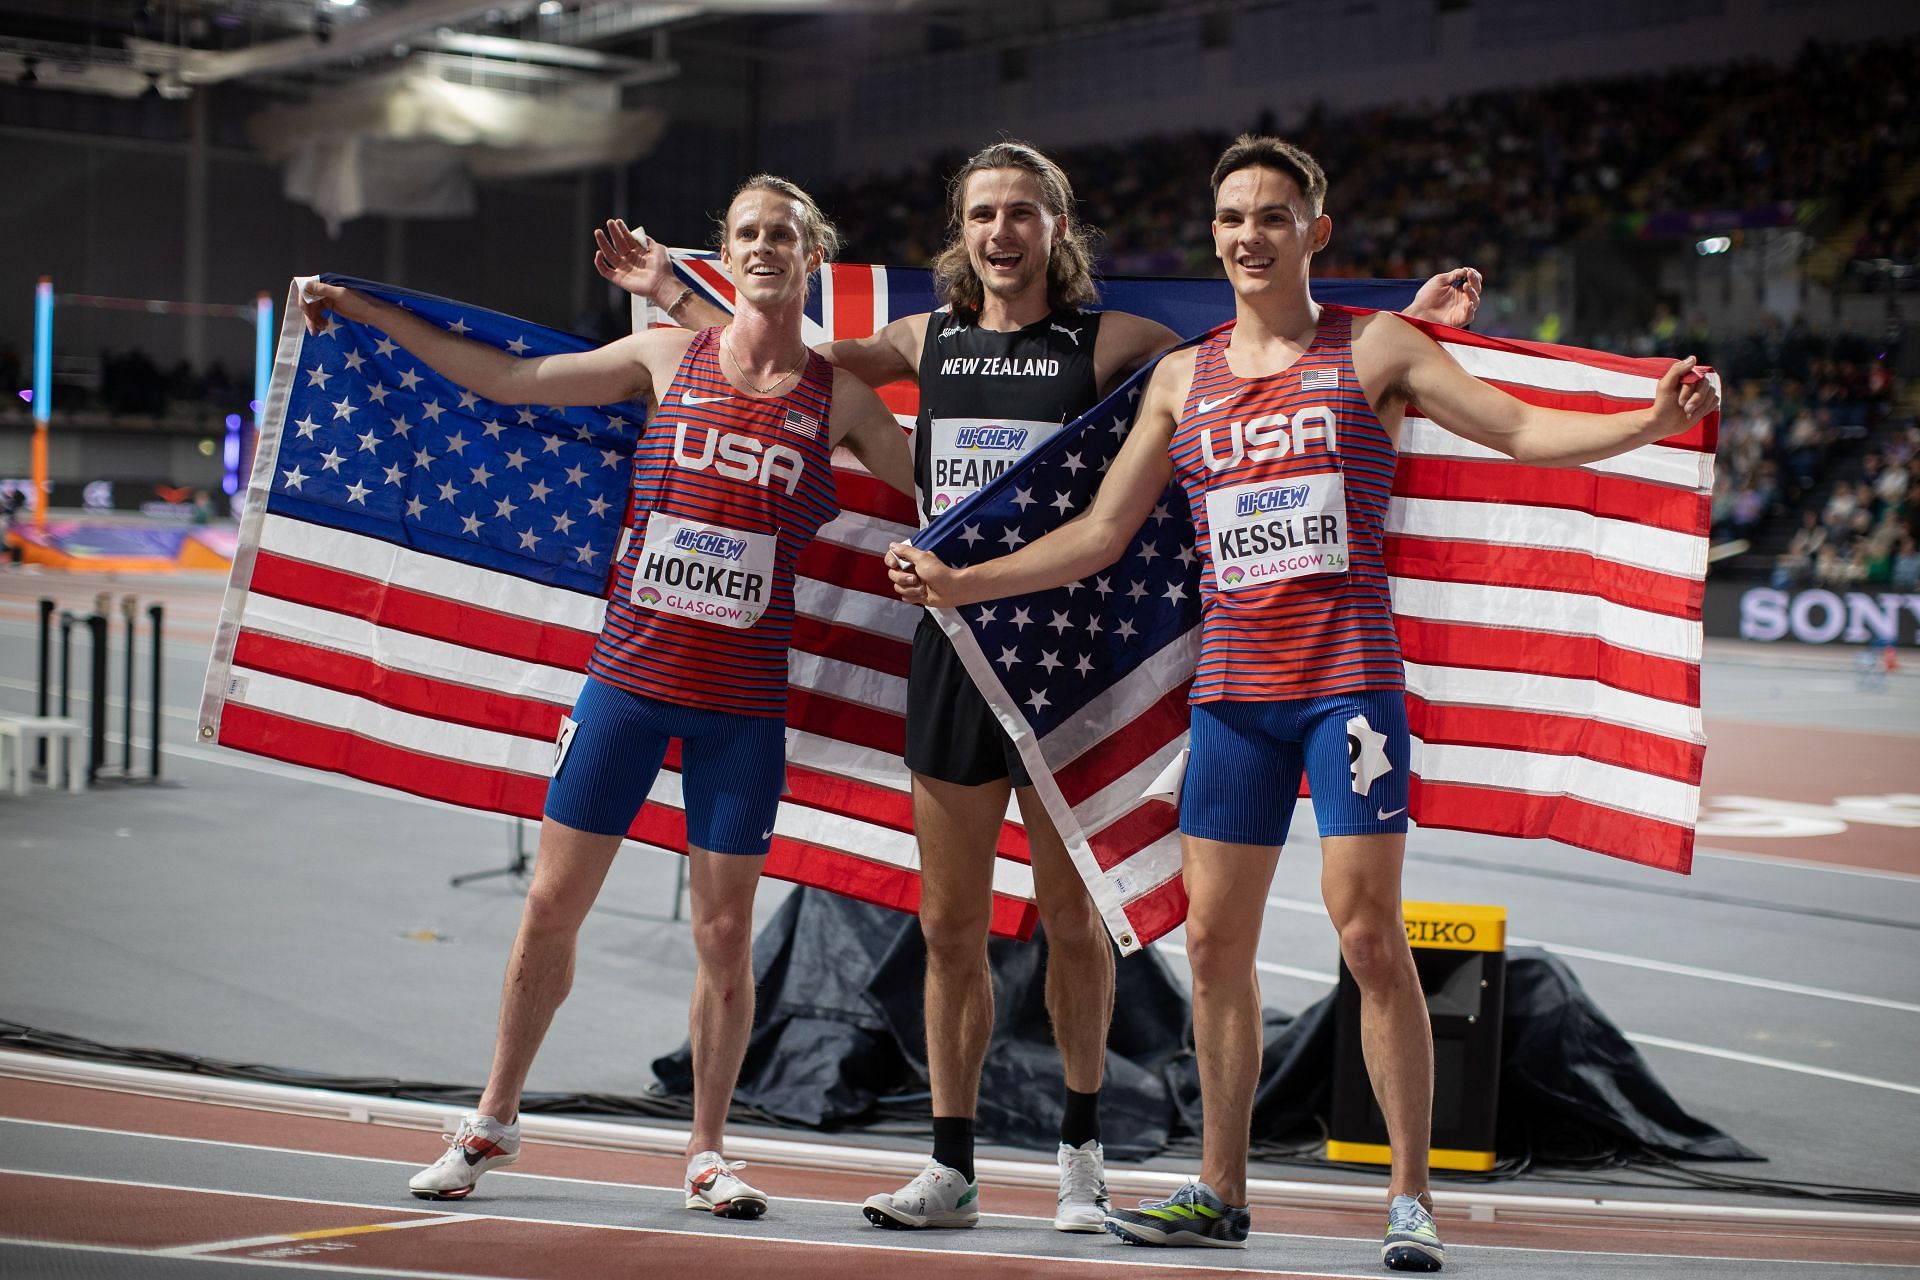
[1204,471,1349,590]
[631,513,776,629]
[925,417,1065,519]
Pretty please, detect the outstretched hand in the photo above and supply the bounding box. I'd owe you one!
[1406,267,1484,329]
[593,219,675,304]
[886,542,968,609]
[295,276,353,336]
[1647,356,1719,437]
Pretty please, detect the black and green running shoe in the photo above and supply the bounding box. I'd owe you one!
[1103,1180,1251,1249]
[1383,1194,1446,1271]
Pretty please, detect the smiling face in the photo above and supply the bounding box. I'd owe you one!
[960,166,1061,308]
[1211,165,1331,299]
[719,188,822,308]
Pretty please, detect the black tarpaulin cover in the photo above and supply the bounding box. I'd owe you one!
[654,890,1755,1164]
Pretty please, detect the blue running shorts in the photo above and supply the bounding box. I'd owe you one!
[1180,690,1411,846]
[543,676,787,855]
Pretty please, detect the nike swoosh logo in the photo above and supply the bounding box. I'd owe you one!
[761,828,775,841]
[1377,806,1407,821]
[1195,393,1239,414]
[681,392,733,405]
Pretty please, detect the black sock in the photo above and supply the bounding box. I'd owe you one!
[1060,1088,1101,1149]
[932,1116,975,1182]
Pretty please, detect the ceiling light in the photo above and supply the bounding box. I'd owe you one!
[538,0,563,13]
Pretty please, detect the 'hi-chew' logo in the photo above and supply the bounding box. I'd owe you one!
[636,587,662,605]
[1235,484,1311,517]
[672,528,748,560]
[953,425,1029,451]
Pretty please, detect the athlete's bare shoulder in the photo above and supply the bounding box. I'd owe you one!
[1349,308,1429,406]
[1141,343,1200,417]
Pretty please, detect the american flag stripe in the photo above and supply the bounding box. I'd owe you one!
[220,598,1042,901]
[1394,618,1696,705]
[206,279,1045,939]
[1408,698,1701,782]
[1400,415,1712,488]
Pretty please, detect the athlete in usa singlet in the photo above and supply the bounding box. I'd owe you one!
[1168,307,1402,702]
[590,326,839,718]
[1167,306,1409,845]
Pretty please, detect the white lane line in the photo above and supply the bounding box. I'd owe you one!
[1624,1035,1920,1097]
[1694,847,1920,884]
[154,1212,467,1257]
[1502,939,1920,1015]
[7,1108,1920,1235]
[1178,925,1920,1098]
[1264,896,1920,1014]
[0,1238,489,1280]
[3,1170,1914,1271]
[0,1172,1376,1278]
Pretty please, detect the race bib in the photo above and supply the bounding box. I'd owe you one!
[1203,471,1349,590]
[630,514,777,629]
[925,417,1065,518]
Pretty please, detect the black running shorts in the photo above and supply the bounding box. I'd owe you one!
[903,612,1032,788]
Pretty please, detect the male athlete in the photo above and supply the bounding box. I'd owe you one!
[599,140,1480,1234]
[301,175,914,1221]
[886,136,1716,1269]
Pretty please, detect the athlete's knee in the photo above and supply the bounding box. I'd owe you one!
[919,900,991,969]
[691,909,754,970]
[1183,915,1257,987]
[1337,916,1413,989]
[521,879,595,937]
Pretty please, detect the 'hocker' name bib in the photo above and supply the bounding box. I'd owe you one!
[631,514,776,629]
[925,417,1064,519]
[1204,471,1349,590]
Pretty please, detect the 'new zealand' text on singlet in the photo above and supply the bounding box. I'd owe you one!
[1167,307,1402,701]
[590,326,838,717]
[913,309,1102,523]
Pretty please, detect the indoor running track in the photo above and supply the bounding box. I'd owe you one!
[3,1076,1918,1279]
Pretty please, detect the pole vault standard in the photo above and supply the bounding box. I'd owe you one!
[28,282,274,525]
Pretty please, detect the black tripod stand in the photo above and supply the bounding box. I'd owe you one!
[451,817,533,887]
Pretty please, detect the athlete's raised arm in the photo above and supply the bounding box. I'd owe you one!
[1354,309,1716,465]
[594,219,731,331]
[887,348,1194,609]
[595,217,927,389]
[827,368,915,499]
[1401,268,1484,329]
[298,278,677,409]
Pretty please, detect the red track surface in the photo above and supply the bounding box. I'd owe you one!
[1699,719,1920,874]
[4,1076,1918,1277]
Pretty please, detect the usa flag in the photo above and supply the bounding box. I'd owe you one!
[911,313,1719,953]
[630,254,1426,940]
[201,264,1713,954]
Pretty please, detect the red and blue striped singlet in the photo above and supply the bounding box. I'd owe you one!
[588,327,838,717]
[1167,307,1403,701]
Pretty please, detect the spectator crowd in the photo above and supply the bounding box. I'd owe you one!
[820,38,1917,288]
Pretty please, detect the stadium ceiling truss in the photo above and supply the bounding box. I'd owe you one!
[0,0,969,102]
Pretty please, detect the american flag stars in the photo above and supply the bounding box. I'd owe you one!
[915,360,1202,740]
[267,293,638,592]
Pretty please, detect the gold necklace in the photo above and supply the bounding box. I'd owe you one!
[721,326,804,395]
